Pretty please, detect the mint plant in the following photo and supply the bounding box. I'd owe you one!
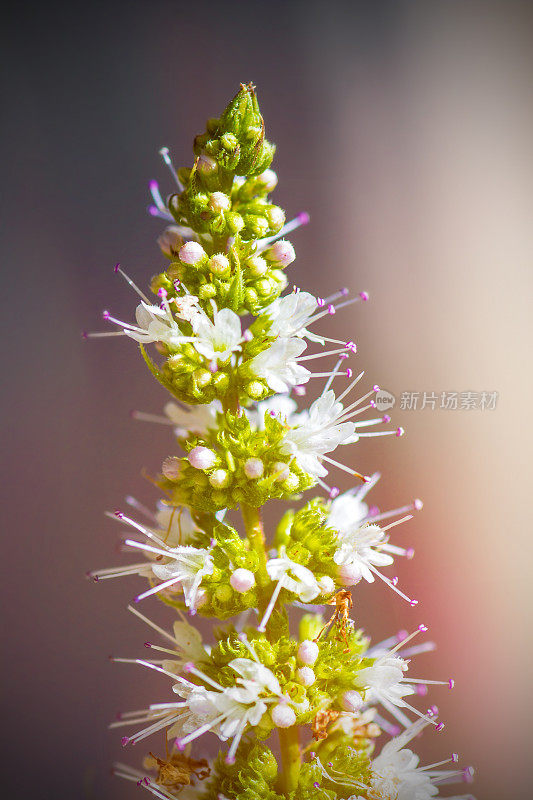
[87,84,475,800]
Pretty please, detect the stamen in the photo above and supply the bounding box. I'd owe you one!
[369,502,422,524]
[257,579,285,632]
[83,330,127,338]
[335,371,365,404]
[296,347,349,362]
[148,204,173,221]
[134,575,183,603]
[183,661,225,691]
[381,515,414,532]
[125,496,158,521]
[114,263,150,303]
[159,147,184,191]
[176,712,227,748]
[368,566,417,605]
[238,632,260,662]
[127,605,179,645]
[320,454,366,480]
[256,211,310,251]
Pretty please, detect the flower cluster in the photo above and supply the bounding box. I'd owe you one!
[87,84,476,800]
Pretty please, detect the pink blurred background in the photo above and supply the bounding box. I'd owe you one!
[2,1,532,797]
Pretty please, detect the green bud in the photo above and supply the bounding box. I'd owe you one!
[244,288,258,307]
[255,278,273,297]
[215,584,233,603]
[226,211,244,234]
[246,380,267,400]
[282,472,300,493]
[209,253,231,276]
[213,372,229,393]
[193,368,211,388]
[221,132,238,151]
[247,255,268,277]
[266,205,285,231]
[199,284,217,300]
[209,469,231,489]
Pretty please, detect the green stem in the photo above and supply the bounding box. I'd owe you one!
[240,503,269,593]
[278,724,301,795]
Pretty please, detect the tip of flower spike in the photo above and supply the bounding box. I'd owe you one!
[396,427,405,437]
[414,498,424,511]
[121,736,130,746]
[297,211,310,225]
[359,291,370,301]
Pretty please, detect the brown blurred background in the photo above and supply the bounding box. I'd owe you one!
[1,1,532,798]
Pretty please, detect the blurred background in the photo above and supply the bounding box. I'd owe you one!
[1,0,532,797]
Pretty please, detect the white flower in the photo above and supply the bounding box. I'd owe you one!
[262,291,323,342]
[164,399,221,438]
[327,489,370,533]
[169,657,284,763]
[190,305,242,363]
[123,302,192,348]
[151,545,214,612]
[248,337,310,393]
[246,394,300,429]
[280,390,357,477]
[333,523,394,584]
[266,546,320,602]
[357,655,414,708]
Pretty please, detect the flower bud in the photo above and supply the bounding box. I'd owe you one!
[157,226,183,257]
[220,132,238,151]
[318,575,335,596]
[297,640,319,666]
[272,462,290,482]
[162,456,182,481]
[264,240,295,267]
[230,568,255,593]
[208,192,231,213]
[246,380,267,400]
[246,255,268,277]
[281,472,300,492]
[341,690,363,713]
[258,168,278,192]
[337,564,362,587]
[208,253,230,277]
[296,666,315,686]
[271,703,296,728]
[209,469,230,489]
[188,446,217,470]
[244,457,264,479]
[179,241,206,265]
[197,153,217,174]
[215,584,232,603]
[266,205,285,230]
